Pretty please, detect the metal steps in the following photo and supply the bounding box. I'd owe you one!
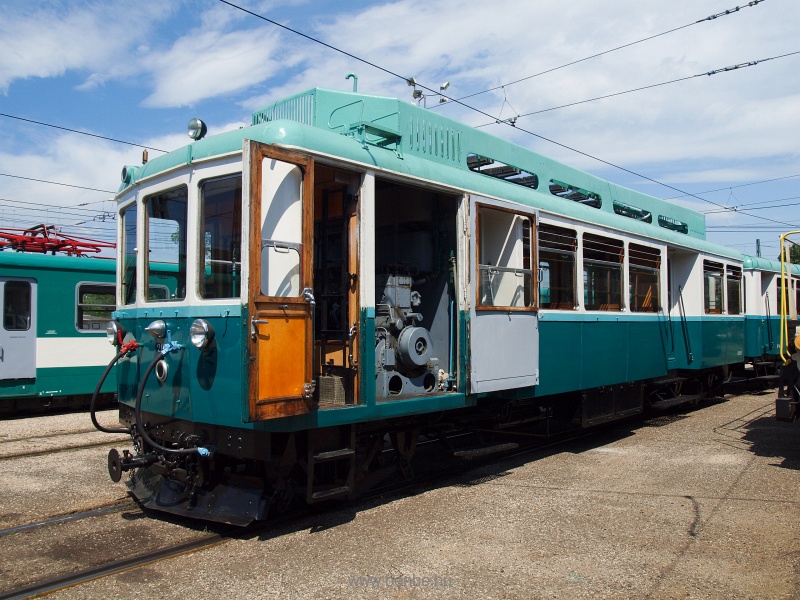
[306,428,356,504]
[649,394,703,411]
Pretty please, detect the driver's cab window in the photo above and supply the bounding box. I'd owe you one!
[145,186,188,302]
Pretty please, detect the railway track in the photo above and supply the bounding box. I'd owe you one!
[0,502,137,539]
[0,415,127,460]
[0,437,128,461]
[0,528,234,600]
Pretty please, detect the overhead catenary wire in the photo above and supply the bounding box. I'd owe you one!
[0,172,116,194]
[0,1,790,240]
[0,113,168,153]
[476,50,800,124]
[665,173,800,199]
[218,0,799,232]
[436,0,769,105]
[703,195,800,213]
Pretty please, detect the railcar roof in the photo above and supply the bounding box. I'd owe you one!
[117,87,754,261]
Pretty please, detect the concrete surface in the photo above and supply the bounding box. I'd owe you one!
[17,392,800,598]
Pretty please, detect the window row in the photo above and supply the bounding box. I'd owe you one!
[121,174,243,305]
[2,281,117,333]
[539,224,661,313]
[703,261,742,315]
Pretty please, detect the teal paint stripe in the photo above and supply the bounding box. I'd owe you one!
[0,366,114,398]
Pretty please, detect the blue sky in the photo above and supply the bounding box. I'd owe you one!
[1,0,799,258]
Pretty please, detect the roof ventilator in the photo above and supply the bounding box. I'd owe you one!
[467,154,539,189]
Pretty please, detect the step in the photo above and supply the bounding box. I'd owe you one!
[313,448,355,463]
[453,442,519,459]
[311,485,351,501]
[649,394,703,410]
[651,377,686,386]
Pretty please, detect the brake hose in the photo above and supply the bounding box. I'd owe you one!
[134,350,209,457]
[90,339,139,434]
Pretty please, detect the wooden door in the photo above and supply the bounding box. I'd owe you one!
[247,142,315,420]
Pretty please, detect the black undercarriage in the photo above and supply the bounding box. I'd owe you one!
[111,369,727,525]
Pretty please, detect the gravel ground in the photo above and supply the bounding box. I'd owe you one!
[0,410,129,527]
[10,392,800,599]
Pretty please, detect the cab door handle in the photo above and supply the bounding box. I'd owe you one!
[250,317,269,340]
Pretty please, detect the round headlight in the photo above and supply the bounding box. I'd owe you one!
[106,321,124,346]
[190,319,215,349]
[187,118,207,141]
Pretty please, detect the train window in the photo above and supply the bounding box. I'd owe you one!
[3,281,31,331]
[77,283,115,331]
[629,244,660,313]
[538,224,576,309]
[476,204,535,310]
[795,278,800,318]
[703,261,724,314]
[121,203,137,305]
[549,180,601,208]
[583,234,623,311]
[145,186,187,302]
[726,266,742,314]
[199,175,242,299]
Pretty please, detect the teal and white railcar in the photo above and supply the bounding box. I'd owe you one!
[96,87,788,524]
[0,251,117,413]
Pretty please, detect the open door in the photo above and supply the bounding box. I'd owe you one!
[468,195,539,393]
[246,142,315,420]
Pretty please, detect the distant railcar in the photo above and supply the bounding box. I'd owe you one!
[93,87,795,524]
[0,251,118,414]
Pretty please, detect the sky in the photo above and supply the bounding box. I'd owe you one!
[1,0,799,259]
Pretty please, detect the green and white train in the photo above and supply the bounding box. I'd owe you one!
[0,252,118,414]
[94,86,800,524]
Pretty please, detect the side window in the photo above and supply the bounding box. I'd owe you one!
[583,234,623,311]
[199,175,242,299]
[629,244,661,313]
[121,203,137,305]
[145,186,188,302]
[3,281,31,331]
[477,204,535,310]
[703,261,724,314]
[538,224,576,309]
[726,266,742,315]
[77,283,116,331]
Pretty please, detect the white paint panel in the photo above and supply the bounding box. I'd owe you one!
[36,337,116,369]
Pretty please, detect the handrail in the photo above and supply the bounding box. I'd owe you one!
[678,285,694,364]
[778,230,800,363]
[765,292,774,351]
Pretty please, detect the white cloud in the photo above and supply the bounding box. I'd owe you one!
[141,26,290,108]
[0,1,175,93]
